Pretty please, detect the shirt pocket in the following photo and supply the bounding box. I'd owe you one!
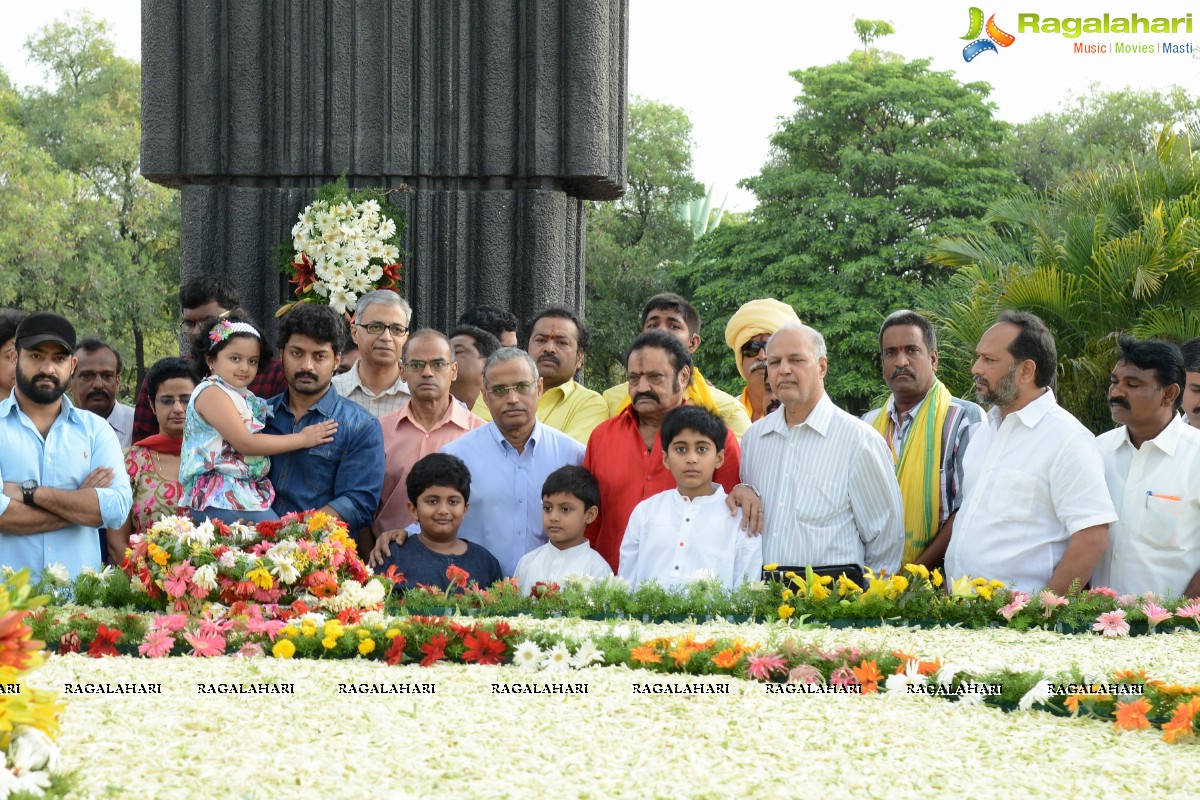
[792,480,841,526]
[304,442,347,492]
[1136,495,1189,550]
[985,468,1041,523]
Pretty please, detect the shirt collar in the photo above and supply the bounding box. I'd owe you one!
[342,362,407,396]
[1105,413,1188,456]
[990,387,1056,430]
[484,419,544,452]
[885,389,930,426]
[544,380,579,400]
[268,384,339,419]
[394,395,475,430]
[763,393,834,436]
[0,393,81,424]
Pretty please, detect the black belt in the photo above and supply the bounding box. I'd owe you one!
[764,564,866,590]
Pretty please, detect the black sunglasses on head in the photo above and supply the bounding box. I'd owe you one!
[741,340,768,358]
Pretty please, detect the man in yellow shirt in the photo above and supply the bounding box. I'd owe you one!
[527,307,608,444]
[602,293,751,438]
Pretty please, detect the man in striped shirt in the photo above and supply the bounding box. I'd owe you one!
[740,323,903,579]
[862,311,982,570]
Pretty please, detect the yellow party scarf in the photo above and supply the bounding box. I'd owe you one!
[871,380,952,565]
[614,368,721,415]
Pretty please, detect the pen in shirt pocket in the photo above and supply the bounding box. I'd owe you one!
[1146,492,1181,501]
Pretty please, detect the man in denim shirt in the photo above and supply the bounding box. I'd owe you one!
[265,305,384,555]
[0,312,132,578]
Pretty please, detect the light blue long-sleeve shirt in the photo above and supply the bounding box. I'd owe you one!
[0,395,133,577]
[441,422,584,577]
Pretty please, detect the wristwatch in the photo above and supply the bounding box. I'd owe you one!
[20,480,38,507]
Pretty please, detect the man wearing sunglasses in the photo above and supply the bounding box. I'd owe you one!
[332,290,412,418]
[723,299,801,423]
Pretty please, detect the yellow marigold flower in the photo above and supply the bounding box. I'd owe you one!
[988,579,1006,590]
[971,577,989,587]
[246,568,274,590]
[385,628,401,640]
[778,604,795,619]
[763,563,779,572]
[148,544,170,566]
[904,563,930,580]
[322,636,338,650]
[280,625,298,637]
[323,621,344,639]
[781,589,794,601]
[837,575,862,596]
[811,584,831,601]
[784,571,798,581]
[931,569,944,588]
[300,622,316,637]
[272,640,296,659]
[976,585,994,601]
[307,511,333,532]
[355,628,371,639]
[814,574,833,587]
[891,575,909,593]
[358,639,376,656]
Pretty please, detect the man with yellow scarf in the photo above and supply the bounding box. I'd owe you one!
[601,294,751,438]
[863,311,983,569]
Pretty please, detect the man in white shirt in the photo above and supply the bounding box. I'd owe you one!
[331,290,411,417]
[70,338,134,449]
[740,323,904,580]
[945,311,1116,594]
[1092,336,1200,598]
[1181,338,1200,429]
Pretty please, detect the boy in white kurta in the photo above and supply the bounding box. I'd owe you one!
[514,466,613,594]
[619,406,762,590]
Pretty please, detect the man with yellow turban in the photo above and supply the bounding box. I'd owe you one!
[862,310,983,569]
[723,299,801,422]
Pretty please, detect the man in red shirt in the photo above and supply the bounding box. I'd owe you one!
[584,330,745,571]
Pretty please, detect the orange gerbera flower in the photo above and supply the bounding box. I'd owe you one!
[712,649,742,670]
[670,645,697,668]
[0,611,43,672]
[852,659,884,694]
[1162,698,1200,743]
[1113,698,1152,731]
[629,644,663,664]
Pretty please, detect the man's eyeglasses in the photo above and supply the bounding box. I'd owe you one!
[405,359,452,373]
[357,322,410,337]
[180,319,206,334]
[487,381,536,398]
[741,340,768,358]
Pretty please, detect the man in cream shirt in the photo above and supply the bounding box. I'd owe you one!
[1092,337,1200,598]
[945,311,1116,594]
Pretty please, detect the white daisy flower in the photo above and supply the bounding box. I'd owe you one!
[513,641,543,673]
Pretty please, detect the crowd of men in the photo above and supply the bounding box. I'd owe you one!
[1,277,1197,601]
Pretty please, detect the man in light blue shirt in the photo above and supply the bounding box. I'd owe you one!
[0,313,132,578]
[371,348,584,577]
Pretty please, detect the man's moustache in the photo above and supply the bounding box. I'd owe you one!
[749,360,767,374]
[633,391,660,405]
[890,369,914,380]
[1110,398,1130,409]
[294,372,319,382]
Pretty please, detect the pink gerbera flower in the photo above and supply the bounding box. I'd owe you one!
[152,614,189,633]
[829,665,858,687]
[998,591,1031,622]
[138,628,175,658]
[1092,609,1131,637]
[184,629,227,657]
[163,561,197,599]
[1088,586,1119,599]
[1039,590,1069,618]
[1174,599,1200,622]
[746,653,788,681]
[1140,601,1172,629]
[787,664,824,684]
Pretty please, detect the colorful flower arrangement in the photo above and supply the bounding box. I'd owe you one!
[0,571,64,797]
[119,512,386,616]
[278,177,406,315]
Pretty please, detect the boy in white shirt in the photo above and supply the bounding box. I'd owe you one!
[619,406,762,590]
[514,466,613,594]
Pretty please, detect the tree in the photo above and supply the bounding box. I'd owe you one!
[925,131,1200,433]
[3,13,180,391]
[584,97,704,386]
[676,27,1016,412]
[1005,84,1200,193]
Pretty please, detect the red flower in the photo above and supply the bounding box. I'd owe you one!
[382,565,406,586]
[289,253,316,295]
[530,581,561,599]
[59,631,82,654]
[87,625,122,658]
[445,565,470,589]
[336,608,363,625]
[449,620,475,638]
[419,634,449,667]
[462,629,506,665]
[491,621,512,639]
[384,634,407,666]
[211,518,231,537]
[256,520,283,540]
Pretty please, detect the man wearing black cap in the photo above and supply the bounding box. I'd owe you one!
[0,312,133,578]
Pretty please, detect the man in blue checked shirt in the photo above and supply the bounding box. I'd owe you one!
[0,312,132,578]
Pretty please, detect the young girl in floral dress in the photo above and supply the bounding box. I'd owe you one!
[180,313,337,525]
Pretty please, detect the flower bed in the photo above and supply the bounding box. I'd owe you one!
[30,620,1199,800]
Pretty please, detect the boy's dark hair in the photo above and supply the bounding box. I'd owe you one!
[0,309,29,348]
[625,329,692,376]
[641,292,700,336]
[458,305,519,343]
[278,303,345,354]
[179,275,240,312]
[189,310,275,379]
[659,405,727,452]
[526,307,591,353]
[1116,335,1185,410]
[449,324,501,360]
[541,465,601,511]
[144,357,197,402]
[407,453,472,505]
[74,337,124,374]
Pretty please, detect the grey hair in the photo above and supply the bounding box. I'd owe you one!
[354,289,412,323]
[483,347,538,386]
[768,322,826,359]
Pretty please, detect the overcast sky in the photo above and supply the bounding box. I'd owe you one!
[5,1,1199,210]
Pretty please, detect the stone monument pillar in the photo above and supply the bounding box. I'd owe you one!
[141,0,627,337]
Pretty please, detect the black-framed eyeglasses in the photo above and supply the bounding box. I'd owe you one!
[405,359,452,373]
[487,381,536,398]
[741,340,768,358]
[357,322,410,337]
[180,319,206,333]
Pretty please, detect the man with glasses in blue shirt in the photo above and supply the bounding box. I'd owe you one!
[0,312,133,578]
[332,289,412,418]
[370,347,584,576]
